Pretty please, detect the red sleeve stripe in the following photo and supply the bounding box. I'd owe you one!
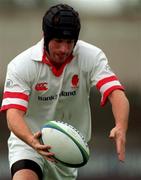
[100,85,125,106]
[3,91,29,101]
[0,104,27,112]
[96,75,118,90]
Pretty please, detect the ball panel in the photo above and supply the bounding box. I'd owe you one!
[41,120,90,167]
[47,121,90,161]
[42,128,84,164]
[43,121,89,153]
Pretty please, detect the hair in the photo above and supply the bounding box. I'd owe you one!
[42,4,81,52]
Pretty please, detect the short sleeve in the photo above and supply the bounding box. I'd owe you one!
[1,63,31,112]
[90,50,124,106]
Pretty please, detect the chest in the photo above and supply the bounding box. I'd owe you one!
[31,60,85,98]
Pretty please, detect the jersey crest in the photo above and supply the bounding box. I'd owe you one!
[71,74,79,88]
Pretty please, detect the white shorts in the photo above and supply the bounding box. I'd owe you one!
[8,133,78,180]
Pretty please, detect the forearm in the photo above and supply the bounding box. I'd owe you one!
[108,90,129,161]
[6,108,55,161]
[7,108,34,147]
[109,90,129,132]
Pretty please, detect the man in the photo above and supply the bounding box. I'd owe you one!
[1,3,129,180]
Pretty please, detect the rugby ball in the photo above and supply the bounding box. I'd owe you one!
[41,120,90,168]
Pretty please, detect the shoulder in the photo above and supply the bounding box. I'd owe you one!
[74,40,102,58]
[9,47,32,66]
[7,48,33,77]
[73,40,105,71]
[7,46,40,82]
[8,40,43,74]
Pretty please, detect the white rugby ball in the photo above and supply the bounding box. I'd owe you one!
[41,120,90,167]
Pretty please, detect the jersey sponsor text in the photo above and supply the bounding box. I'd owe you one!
[38,90,77,101]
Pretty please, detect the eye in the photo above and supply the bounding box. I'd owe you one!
[54,39,63,43]
[66,40,75,44]
[54,39,74,44]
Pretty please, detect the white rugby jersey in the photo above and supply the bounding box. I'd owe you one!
[1,39,124,142]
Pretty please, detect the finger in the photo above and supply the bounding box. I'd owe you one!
[37,146,55,159]
[118,148,125,162]
[115,131,126,162]
[116,138,125,162]
[39,150,54,157]
[109,129,116,144]
[109,129,125,162]
[109,128,116,139]
[118,153,125,162]
[36,144,52,151]
[45,156,57,162]
[34,131,42,138]
[42,151,56,162]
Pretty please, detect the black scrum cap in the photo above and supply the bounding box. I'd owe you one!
[42,4,81,51]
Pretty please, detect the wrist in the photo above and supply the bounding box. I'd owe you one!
[27,134,35,148]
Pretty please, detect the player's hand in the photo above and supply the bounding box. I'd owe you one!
[30,131,56,162]
[109,127,126,162]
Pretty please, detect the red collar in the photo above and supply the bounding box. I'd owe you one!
[42,50,73,77]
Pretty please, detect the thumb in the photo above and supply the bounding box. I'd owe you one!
[34,131,42,139]
[109,128,116,139]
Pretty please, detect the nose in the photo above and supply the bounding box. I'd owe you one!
[59,42,70,53]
